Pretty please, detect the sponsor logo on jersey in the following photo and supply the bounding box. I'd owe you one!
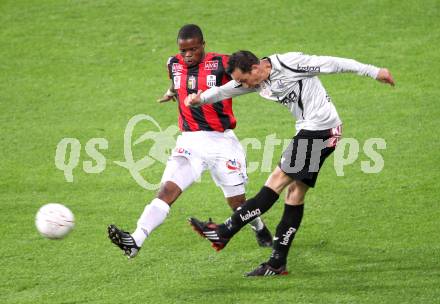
[239,209,261,222]
[174,147,191,156]
[173,75,181,89]
[206,75,217,88]
[172,63,183,74]
[296,65,320,73]
[204,60,218,70]
[187,75,196,90]
[226,159,241,171]
[277,89,298,105]
[279,227,297,245]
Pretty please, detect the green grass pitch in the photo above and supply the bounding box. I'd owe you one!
[1,0,439,303]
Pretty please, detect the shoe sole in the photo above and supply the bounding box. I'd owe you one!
[211,242,225,252]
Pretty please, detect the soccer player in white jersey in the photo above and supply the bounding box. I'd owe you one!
[108,27,273,259]
[185,50,395,276]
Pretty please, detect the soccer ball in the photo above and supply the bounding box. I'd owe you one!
[35,203,75,239]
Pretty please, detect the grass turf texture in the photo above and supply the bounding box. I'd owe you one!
[1,0,439,303]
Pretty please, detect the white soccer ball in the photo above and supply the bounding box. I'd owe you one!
[35,203,75,239]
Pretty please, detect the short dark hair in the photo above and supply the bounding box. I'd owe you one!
[226,50,259,74]
[177,24,204,42]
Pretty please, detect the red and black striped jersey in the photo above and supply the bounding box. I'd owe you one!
[167,52,236,132]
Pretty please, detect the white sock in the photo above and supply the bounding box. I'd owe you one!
[249,217,264,231]
[131,198,170,247]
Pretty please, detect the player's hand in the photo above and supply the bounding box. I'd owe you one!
[184,90,203,107]
[157,94,176,103]
[157,89,177,103]
[376,68,395,86]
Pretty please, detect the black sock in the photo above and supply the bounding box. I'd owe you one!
[268,204,304,268]
[218,186,279,237]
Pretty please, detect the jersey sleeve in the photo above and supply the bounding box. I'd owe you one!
[166,56,174,79]
[221,54,232,81]
[276,52,380,79]
[200,80,255,104]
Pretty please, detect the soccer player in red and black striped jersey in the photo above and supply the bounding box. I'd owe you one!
[162,38,235,132]
[108,24,272,258]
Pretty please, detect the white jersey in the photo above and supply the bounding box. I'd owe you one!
[200,52,380,132]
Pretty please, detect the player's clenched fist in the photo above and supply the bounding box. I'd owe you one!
[184,90,203,107]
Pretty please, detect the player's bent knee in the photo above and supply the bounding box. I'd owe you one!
[265,167,293,194]
[157,181,182,205]
[285,188,294,204]
[285,181,308,205]
[226,193,246,210]
[286,182,296,194]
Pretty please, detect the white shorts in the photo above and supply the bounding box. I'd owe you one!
[161,130,248,198]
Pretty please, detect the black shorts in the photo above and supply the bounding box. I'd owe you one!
[278,126,342,188]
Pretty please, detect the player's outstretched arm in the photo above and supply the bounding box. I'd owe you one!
[376,68,395,86]
[280,53,396,87]
[184,80,255,107]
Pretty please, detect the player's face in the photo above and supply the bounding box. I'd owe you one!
[231,66,262,88]
[178,38,205,67]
